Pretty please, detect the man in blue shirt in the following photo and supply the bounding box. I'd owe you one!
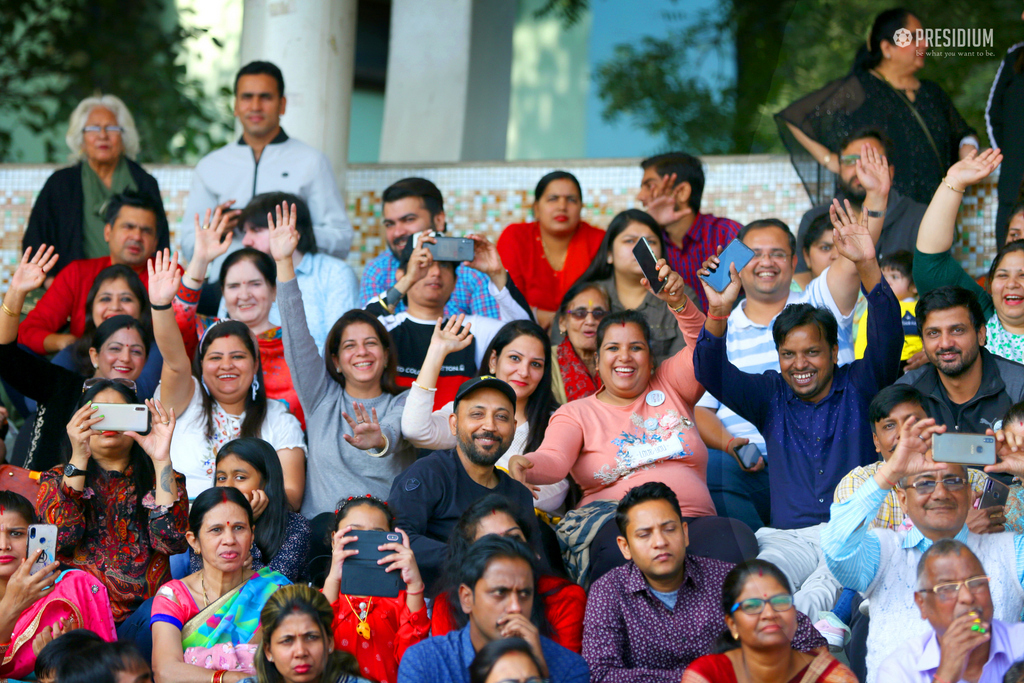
[692,204,903,626]
[398,535,589,683]
[358,177,499,318]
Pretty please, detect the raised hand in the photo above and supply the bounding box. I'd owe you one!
[66,402,104,462]
[192,205,236,264]
[429,314,474,358]
[125,399,175,463]
[397,236,434,290]
[644,172,689,227]
[696,246,743,315]
[984,427,1024,479]
[830,198,876,264]
[855,143,891,199]
[342,403,386,451]
[881,416,948,484]
[945,148,1003,190]
[464,234,507,288]
[147,249,182,307]
[645,258,688,309]
[328,526,361,585]
[10,245,59,295]
[379,528,425,593]
[267,201,300,263]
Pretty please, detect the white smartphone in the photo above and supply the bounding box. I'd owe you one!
[28,524,57,575]
[90,403,150,433]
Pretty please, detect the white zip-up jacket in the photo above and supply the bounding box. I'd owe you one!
[179,130,352,278]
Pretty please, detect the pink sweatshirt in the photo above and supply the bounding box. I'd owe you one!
[523,300,715,516]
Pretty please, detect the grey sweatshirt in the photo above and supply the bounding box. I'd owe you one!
[279,278,415,517]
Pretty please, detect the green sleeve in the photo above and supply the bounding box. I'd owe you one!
[913,249,994,318]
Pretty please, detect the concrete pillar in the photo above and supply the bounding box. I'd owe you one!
[378,0,515,163]
[240,0,357,188]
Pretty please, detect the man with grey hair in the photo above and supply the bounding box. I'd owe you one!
[820,416,1024,683]
[877,539,1024,682]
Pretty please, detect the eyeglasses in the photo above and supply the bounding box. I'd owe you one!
[840,154,861,166]
[566,307,608,321]
[82,378,137,393]
[917,575,990,601]
[82,125,124,135]
[903,476,966,495]
[730,593,794,615]
[492,679,547,683]
[750,249,790,262]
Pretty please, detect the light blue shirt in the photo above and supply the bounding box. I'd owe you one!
[877,619,1024,683]
[219,251,358,352]
[695,269,854,456]
[821,476,1024,592]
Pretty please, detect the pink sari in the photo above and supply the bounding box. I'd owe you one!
[0,570,117,679]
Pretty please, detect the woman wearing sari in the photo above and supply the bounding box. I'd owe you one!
[682,560,853,683]
[151,486,290,683]
[0,491,117,680]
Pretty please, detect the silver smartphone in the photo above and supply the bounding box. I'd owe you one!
[931,432,996,466]
[978,476,1011,509]
[89,403,150,433]
[28,524,57,575]
[414,231,475,262]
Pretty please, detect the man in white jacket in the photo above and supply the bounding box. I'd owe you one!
[179,60,352,280]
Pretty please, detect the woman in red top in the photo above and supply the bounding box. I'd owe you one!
[431,493,587,654]
[322,495,429,683]
[497,171,605,330]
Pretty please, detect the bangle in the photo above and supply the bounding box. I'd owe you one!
[672,300,688,312]
[184,273,204,286]
[822,153,832,166]
[725,437,737,453]
[412,381,437,392]
[150,302,172,311]
[865,209,885,219]
[212,670,227,683]
[708,312,729,321]
[943,177,965,193]
[1,303,19,318]
[406,586,425,596]
[880,472,898,489]
[367,434,390,457]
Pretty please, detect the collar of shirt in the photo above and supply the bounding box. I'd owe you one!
[730,290,807,329]
[664,213,708,251]
[914,348,1007,402]
[915,619,1013,674]
[623,556,698,600]
[595,276,662,312]
[237,128,290,146]
[294,251,315,276]
[901,523,970,551]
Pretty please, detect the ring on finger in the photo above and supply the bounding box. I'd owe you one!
[201,223,211,231]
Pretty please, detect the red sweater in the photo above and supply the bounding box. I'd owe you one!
[430,574,587,653]
[19,257,152,355]
[331,592,430,683]
[497,221,605,313]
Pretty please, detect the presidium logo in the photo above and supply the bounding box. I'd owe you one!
[893,28,913,48]
[892,26,995,56]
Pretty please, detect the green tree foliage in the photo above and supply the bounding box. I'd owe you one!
[541,0,1019,154]
[0,0,231,162]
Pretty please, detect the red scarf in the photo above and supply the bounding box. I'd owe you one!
[557,336,601,402]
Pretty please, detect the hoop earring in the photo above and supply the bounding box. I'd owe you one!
[251,376,260,401]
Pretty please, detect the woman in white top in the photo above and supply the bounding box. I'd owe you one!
[147,249,306,508]
[400,317,568,512]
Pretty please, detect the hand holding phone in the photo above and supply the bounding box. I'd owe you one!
[337,529,404,598]
[27,524,58,576]
[632,237,665,295]
[89,403,150,433]
[699,239,755,294]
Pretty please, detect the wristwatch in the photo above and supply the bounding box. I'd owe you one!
[63,464,87,478]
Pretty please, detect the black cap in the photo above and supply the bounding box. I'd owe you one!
[453,376,517,410]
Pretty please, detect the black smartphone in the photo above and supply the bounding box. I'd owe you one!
[699,239,756,293]
[632,236,665,294]
[339,529,404,598]
[736,444,762,469]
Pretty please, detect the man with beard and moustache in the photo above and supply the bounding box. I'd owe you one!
[897,286,1024,446]
[693,199,903,636]
[358,177,500,318]
[821,416,1024,683]
[388,376,540,590]
[795,128,926,275]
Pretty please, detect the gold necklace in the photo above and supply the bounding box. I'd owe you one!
[200,570,210,608]
[344,595,372,640]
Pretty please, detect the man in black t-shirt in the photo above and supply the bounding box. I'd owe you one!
[388,376,538,590]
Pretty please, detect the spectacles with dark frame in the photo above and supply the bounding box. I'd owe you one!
[491,679,547,683]
[840,154,861,166]
[566,307,608,321]
[902,476,966,495]
[730,593,794,615]
[916,575,990,601]
[82,378,137,394]
[82,125,125,135]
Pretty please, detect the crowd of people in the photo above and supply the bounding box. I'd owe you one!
[2,8,1024,683]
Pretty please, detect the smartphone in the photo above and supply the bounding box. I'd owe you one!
[931,432,996,466]
[699,239,756,293]
[632,236,665,294]
[89,403,150,433]
[978,476,1011,509]
[339,530,403,598]
[28,524,57,575]
[414,231,475,263]
[736,444,762,469]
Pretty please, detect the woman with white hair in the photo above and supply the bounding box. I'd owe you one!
[22,94,169,278]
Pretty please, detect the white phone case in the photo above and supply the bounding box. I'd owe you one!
[90,403,149,432]
[28,524,57,575]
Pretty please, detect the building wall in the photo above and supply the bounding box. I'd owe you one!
[0,157,999,287]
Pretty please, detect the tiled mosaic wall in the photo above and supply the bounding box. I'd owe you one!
[0,156,1000,286]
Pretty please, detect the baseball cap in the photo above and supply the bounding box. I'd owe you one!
[453,375,516,410]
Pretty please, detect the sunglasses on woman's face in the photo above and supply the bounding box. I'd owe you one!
[82,377,137,394]
[567,307,608,321]
[730,593,794,615]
